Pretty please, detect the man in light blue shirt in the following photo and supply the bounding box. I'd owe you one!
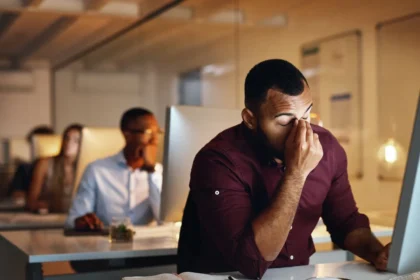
[66,108,162,229]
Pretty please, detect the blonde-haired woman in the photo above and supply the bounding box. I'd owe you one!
[27,124,83,213]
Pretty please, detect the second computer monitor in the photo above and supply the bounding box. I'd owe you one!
[160,106,242,222]
[388,94,420,275]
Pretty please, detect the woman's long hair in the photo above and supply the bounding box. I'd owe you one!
[49,124,83,211]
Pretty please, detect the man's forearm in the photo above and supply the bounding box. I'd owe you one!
[344,228,384,263]
[252,172,305,261]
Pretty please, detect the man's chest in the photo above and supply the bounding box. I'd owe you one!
[248,164,332,218]
[96,169,150,202]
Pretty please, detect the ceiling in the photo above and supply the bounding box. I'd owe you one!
[0,0,180,68]
[83,0,300,69]
[0,0,298,69]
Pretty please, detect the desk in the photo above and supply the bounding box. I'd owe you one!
[0,224,179,280]
[257,262,396,280]
[0,213,66,231]
[0,224,394,280]
[124,262,397,280]
[234,262,397,280]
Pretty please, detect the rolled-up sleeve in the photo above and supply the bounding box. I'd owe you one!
[190,149,272,279]
[321,138,370,248]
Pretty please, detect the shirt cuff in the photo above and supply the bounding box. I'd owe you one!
[331,211,370,248]
[235,224,273,279]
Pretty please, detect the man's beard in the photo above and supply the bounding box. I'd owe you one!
[255,123,284,161]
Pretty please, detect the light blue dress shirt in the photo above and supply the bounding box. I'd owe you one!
[65,151,162,228]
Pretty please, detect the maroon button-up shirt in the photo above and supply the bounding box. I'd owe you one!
[177,123,370,279]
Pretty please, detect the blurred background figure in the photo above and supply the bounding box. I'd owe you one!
[26,124,83,213]
[7,125,55,203]
[66,108,162,230]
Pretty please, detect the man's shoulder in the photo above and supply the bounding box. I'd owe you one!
[84,153,120,172]
[195,124,252,166]
[312,124,340,150]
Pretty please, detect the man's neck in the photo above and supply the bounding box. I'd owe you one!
[123,146,144,170]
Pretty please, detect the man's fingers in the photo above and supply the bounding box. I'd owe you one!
[86,213,102,230]
[83,216,95,230]
[286,119,298,145]
[93,216,104,229]
[306,121,314,146]
[296,120,307,144]
[375,260,388,271]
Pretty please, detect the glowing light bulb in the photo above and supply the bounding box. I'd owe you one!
[384,142,398,164]
[377,138,406,180]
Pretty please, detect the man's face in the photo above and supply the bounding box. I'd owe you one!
[255,84,313,159]
[122,115,160,150]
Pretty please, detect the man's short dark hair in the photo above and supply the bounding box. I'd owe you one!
[245,59,308,111]
[26,125,54,143]
[120,108,153,130]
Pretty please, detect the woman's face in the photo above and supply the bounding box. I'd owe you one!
[63,129,81,158]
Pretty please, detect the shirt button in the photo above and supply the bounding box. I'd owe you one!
[290,225,293,230]
[290,255,294,260]
[215,190,220,195]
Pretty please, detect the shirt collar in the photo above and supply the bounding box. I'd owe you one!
[114,150,127,166]
[113,149,155,173]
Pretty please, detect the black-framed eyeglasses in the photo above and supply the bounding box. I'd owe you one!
[124,128,163,136]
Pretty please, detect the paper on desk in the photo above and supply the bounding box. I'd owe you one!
[123,273,180,280]
[123,272,229,280]
[389,272,420,280]
[132,224,180,239]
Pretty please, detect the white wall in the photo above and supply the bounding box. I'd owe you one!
[54,63,159,132]
[152,33,237,124]
[0,63,51,163]
[151,0,420,214]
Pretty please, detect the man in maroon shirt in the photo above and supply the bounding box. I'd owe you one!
[177,59,390,279]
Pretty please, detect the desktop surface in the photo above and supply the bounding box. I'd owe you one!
[0,224,179,263]
[0,222,393,263]
[0,212,66,230]
[256,262,396,280]
[122,262,397,280]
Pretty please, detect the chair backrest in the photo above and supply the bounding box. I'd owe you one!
[32,135,62,159]
[4,138,30,163]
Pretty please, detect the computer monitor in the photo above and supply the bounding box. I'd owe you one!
[74,127,165,196]
[32,134,62,159]
[74,128,125,196]
[160,106,242,222]
[388,93,420,275]
[4,138,30,163]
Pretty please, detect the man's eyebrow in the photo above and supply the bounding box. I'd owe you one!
[275,103,313,118]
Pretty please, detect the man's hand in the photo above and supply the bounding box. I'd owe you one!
[142,134,158,172]
[374,243,391,271]
[285,120,324,179]
[74,213,104,231]
[143,144,157,169]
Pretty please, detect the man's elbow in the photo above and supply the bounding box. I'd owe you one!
[233,250,270,279]
[236,262,268,280]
